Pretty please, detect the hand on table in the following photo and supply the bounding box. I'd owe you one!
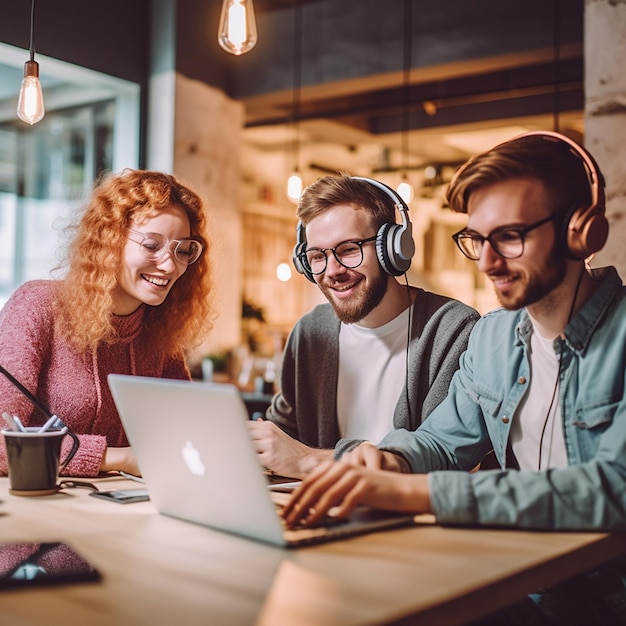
[100,446,141,476]
[247,418,332,479]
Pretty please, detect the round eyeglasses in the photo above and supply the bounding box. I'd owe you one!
[301,235,377,275]
[452,214,558,261]
[127,230,203,265]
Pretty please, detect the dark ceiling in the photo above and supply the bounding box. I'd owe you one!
[237,0,584,184]
[234,0,583,140]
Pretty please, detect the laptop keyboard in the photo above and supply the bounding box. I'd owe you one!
[274,502,348,530]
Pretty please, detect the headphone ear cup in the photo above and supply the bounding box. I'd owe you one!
[376,223,401,276]
[566,207,610,260]
[393,220,415,273]
[292,222,316,283]
[292,241,315,283]
[376,223,393,274]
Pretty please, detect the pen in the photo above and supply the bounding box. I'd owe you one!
[39,414,61,433]
[1,412,19,431]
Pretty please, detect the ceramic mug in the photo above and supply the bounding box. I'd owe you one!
[2,427,80,496]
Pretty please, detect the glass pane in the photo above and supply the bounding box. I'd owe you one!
[0,101,115,307]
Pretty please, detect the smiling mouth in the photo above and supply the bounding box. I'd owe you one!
[328,277,361,293]
[489,273,517,289]
[142,274,170,287]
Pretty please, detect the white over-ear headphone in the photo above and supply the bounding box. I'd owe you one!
[293,176,415,282]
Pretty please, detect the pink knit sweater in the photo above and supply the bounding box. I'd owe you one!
[0,280,190,477]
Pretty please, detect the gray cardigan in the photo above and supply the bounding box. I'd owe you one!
[267,287,480,457]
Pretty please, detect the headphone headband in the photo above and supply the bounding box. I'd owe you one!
[513,131,604,232]
[514,131,607,259]
[349,176,409,214]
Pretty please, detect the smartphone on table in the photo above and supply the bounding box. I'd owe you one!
[0,542,101,588]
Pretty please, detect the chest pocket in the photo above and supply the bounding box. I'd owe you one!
[468,383,502,418]
[571,399,620,459]
[572,400,618,430]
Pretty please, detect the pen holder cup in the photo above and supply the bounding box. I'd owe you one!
[2,427,80,496]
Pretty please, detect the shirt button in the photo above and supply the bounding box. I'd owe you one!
[518,376,526,384]
[502,416,510,424]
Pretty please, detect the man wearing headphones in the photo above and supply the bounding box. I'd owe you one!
[247,174,479,479]
[283,133,626,623]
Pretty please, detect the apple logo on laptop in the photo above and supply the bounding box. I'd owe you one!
[182,440,205,476]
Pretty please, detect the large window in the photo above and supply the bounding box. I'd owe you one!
[0,44,139,307]
[0,101,115,296]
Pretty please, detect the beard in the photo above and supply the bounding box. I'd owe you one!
[493,244,567,310]
[318,266,388,324]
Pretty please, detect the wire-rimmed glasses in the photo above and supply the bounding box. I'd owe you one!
[301,235,377,275]
[127,230,203,265]
[452,214,558,261]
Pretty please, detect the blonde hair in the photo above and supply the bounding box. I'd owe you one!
[54,169,214,355]
[297,174,396,229]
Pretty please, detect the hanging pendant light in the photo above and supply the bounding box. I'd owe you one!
[397,176,414,204]
[17,0,45,125]
[396,0,414,203]
[287,169,303,203]
[218,0,258,56]
[286,0,303,203]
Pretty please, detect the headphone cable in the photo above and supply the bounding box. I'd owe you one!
[537,266,586,470]
[402,274,412,420]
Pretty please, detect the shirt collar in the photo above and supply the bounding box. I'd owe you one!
[564,266,622,353]
[514,266,623,352]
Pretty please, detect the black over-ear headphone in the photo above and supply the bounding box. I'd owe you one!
[292,176,415,283]
[515,131,608,260]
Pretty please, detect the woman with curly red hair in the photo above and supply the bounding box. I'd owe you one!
[0,169,214,477]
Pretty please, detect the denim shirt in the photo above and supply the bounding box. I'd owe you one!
[379,267,626,530]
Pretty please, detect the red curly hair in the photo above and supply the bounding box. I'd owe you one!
[54,169,214,355]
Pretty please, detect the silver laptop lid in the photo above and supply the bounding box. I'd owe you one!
[108,374,287,546]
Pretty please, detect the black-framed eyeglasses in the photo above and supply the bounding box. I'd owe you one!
[452,214,558,261]
[300,235,377,275]
[127,230,203,265]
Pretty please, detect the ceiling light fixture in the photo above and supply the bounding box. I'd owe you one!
[17,0,45,125]
[218,0,258,56]
[286,0,303,204]
[396,0,414,204]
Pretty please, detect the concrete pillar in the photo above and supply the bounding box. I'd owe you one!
[584,0,626,276]
[147,0,244,365]
[173,75,244,362]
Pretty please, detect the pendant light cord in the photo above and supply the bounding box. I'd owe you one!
[401,0,412,176]
[291,0,302,173]
[552,0,560,133]
[29,0,36,61]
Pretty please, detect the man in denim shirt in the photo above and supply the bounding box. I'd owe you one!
[284,132,626,624]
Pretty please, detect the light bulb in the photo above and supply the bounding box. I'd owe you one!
[218,0,258,56]
[276,262,292,282]
[17,60,45,125]
[397,180,414,204]
[287,170,303,203]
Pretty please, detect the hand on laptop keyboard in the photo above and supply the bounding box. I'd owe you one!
[275,501,347,529]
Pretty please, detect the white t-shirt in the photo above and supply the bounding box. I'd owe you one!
[337,308,409,443]
[511,324,567,470]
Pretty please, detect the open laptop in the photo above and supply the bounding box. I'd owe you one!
[107,374,417,548]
